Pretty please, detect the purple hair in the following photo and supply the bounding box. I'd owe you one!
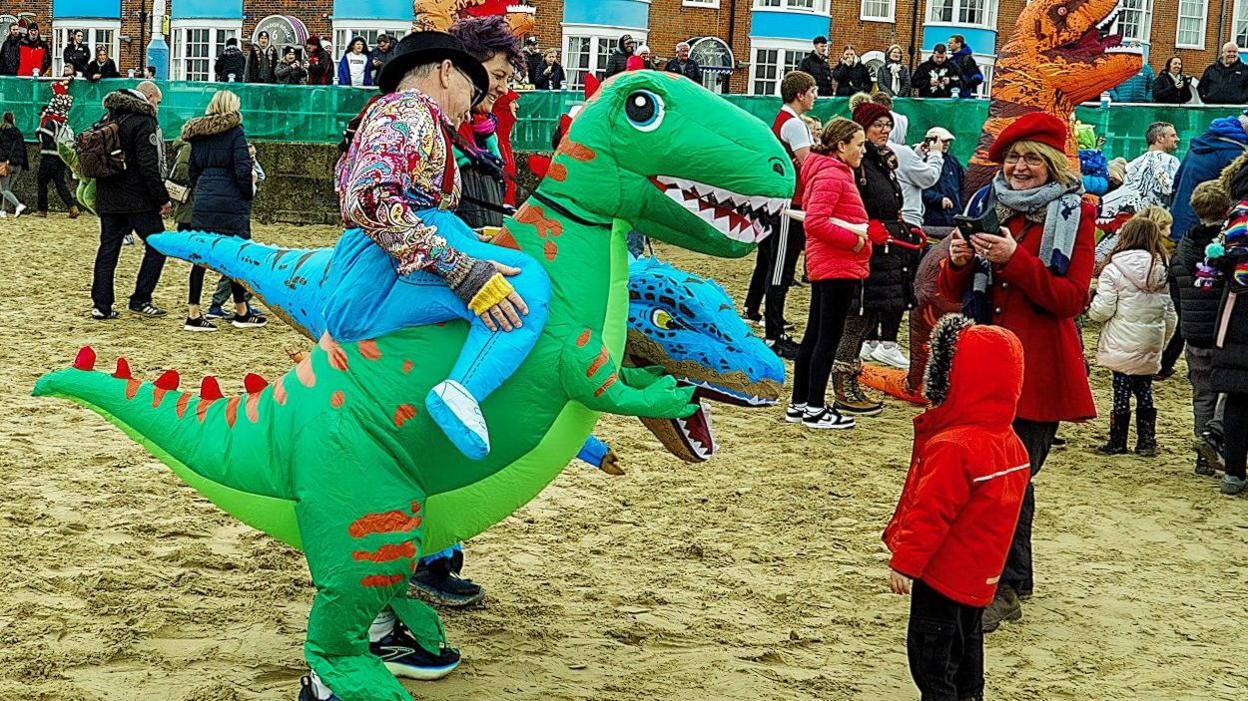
[448,15,524,73]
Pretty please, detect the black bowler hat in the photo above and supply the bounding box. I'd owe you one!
[378,30,490,98]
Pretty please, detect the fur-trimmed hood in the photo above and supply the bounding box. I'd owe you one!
[103,89,156,117]
[181,111,242,141]
[921,315,1024,429]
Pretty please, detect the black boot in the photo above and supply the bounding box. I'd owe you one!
[1135,407,1158,457]
[1097,410,1130,455]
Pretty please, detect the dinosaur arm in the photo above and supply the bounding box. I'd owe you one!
[560,331,698,419]
[618,364,668,389]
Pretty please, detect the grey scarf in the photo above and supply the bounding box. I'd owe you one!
[991,173,1083,275]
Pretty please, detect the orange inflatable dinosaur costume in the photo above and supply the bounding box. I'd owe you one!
[963,0,1142,196]
[415,0,536,35]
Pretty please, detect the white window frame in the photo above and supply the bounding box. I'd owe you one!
[860,0,895,23]
[170,19,244,82]
[752,0,831,14]
[683,0,722,7]
[1111,0,1153,45]
[561,24,647,90]
[748,38,809,96]
[1233,0,1248,48]
[50,20,122,78]
[331,19,412,62]
[1176,0,1207,49]
[926,0,998,30]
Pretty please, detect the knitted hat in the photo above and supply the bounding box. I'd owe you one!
[305,34,321,46]
[852,102,892,131]
[988,112,1068,163]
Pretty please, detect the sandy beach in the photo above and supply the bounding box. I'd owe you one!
[1,215,1245,700]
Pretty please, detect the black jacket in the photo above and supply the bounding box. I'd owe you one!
[184,112,253,236]
[275,60,307,85]
[215,46,247,83]
[370,46,396,84]
[832,61,872,97]
[0,124,27,169]
[1212,252,1248,393]
[95,90,170,215]
[922,154,966,228]
[913,59,960,98]
[535,63,565,90]
[856,143,920,313]
[1153,73,1193,104]
[0,36,19,75]
[1198,59,1248,105]
[307,48,334,85]
[604,38,631,79]
[247,45,278,83]
[1171,223,1224,348]
[664,58,703,83]
[86,59,120,81]
[63,43,91,75]
[525,49,544,85]
[798,51,834,96]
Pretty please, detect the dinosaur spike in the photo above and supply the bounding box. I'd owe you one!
[73,346,96,371]
[243,373,268,394]
[154,370,180,391]
[200,376,224,401]
[112,357,133,380]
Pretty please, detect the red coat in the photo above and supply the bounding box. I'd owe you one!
[884,324,1032,607]
[937,200,1097,423]
[800,152,871,281]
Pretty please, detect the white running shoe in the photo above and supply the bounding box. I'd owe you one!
[871,341,911,370]
[860,340,878,361]
[0,210,7,219]
[784,402,807,423]
[13,203,26,218]
[802,406,856,430]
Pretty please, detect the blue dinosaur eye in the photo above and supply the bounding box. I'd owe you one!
[625,90,664,132]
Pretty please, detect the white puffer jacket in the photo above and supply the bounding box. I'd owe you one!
[1088,249,1178,376]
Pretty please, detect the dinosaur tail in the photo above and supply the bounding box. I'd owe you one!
[32,348,302,548]
[146,231,333,342]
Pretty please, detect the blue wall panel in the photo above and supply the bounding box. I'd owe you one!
[173,0,243,20]
[920,26,997,55]
[749,11,831,41]
[52,0,121,19]
[564,0,649,30]
[333,0,413,21]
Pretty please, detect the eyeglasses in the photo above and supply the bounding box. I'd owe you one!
[453,65,486,106]
[1004,153,1045,167]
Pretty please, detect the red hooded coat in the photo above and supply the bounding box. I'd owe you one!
[884,321,1031,607]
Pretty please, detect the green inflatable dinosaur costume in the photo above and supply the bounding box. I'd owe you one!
[33,72,792,701]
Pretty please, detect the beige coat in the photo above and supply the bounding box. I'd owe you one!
[1088,250,1178,376]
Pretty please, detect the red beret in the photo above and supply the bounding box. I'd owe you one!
[853,102,893,132]
[988,112,1068,164]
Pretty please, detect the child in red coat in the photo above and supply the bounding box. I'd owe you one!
[883,314,1030,701]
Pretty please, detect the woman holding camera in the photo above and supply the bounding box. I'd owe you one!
[938,112,1096,632]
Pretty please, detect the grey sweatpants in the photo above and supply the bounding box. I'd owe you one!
[0,165,23,211]
[1186,346,1225,439]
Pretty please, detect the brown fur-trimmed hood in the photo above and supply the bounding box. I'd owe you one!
[103,89,156,117]
[181,111,242,141]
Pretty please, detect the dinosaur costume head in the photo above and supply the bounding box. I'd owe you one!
[626,258,784,462]
[965,0,1142,196]
[541,71,793,259]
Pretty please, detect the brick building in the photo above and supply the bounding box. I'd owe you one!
[4,0,1248,96]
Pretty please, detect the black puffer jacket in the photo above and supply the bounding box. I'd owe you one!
[214,46,247,83]
[0,124,28,169]
[184,111,253,236]
[603,37,632,80]
[832,61,872,97]
[1212,251,1248,393]
[856,143,920,313]
[63,43,90,75]
[95,90,170,215]
[0,36,19,75]
[1172,223,1224,348]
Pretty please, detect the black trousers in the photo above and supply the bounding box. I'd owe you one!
[868,308,905,344]
[1223,392,1248,479]
[745,218,804,341]
[189,265,245,306]
[91,212,167,312]
[1000,419,1059,595]
[907,579,984,701]
[37,157,76,212]
[791,279,856,408]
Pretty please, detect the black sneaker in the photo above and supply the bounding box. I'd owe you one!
[129,303,167,317]
[184,316,217,332]
[370,623,461,681]
[766,335,800,361]
[91,308,119,321]
[744,310,762,326]
[1195,432,1226,473]
[784,402,807,423]
[802,406,855,430]
[408,563,486,608]
[1051,435,1067,448]
[297,676,339,701]
[231,312,268,329]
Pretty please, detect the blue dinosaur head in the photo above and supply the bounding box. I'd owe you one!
[625,257,784,462]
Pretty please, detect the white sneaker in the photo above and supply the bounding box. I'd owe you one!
[871,341,911,370]
[0,210,7,219]
[123,234,134,245]
[802,406,856,430]
[13,203,26,218]
[785,402,807,423]
[859,340,878,361]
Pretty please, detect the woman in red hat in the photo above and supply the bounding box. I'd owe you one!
[938,111,1096,633]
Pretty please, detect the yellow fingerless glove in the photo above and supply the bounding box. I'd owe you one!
[468,273,515,315]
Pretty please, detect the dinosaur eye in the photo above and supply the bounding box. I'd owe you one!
[651,308,681,330]
[1058,6,1067,15]
[625,90,664,132]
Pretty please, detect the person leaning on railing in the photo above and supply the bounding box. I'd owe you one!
[275,47,307,85]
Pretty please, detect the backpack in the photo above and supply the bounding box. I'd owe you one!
[75,116,126,179]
